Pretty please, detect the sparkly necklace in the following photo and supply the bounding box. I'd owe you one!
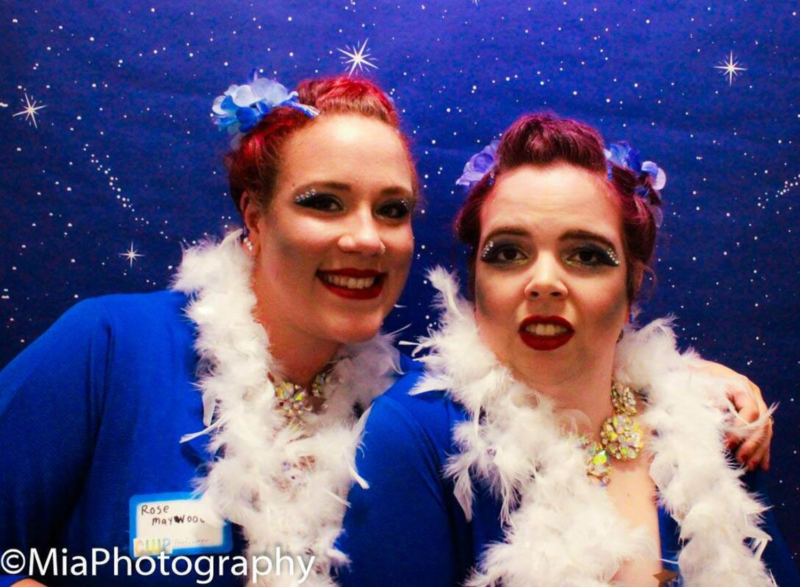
[580,381,645,486]
[270,369,334,423]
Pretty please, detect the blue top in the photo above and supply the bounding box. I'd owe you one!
[336,365,800,587]
[0,292,248,586]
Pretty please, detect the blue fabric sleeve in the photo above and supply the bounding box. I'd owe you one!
[0,299,110,578]
[336,394,458,587]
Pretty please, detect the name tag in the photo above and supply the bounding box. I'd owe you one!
[129,492,233,557]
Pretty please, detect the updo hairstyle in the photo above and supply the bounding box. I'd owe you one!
[455,113,663,301]
[225,76,417,214]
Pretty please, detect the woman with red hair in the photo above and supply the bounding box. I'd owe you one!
[0,74,420,587]
[337,113,797,587]
[0,79,775,587]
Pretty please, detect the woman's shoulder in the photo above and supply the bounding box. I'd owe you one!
[64,290,193,340]
[369,358,469,455]
[2,290,196,379]
[87,289,190,319]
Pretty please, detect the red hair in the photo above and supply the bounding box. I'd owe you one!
[225,76,416,212]
[455,113,660,301]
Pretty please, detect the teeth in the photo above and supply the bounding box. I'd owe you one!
[525,323,569,336]
[321,274,378,290]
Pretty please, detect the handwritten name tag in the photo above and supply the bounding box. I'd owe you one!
[129,492,233,557]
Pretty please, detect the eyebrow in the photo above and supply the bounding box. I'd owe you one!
[559,230,618,252]
[481,226,529,243]
[295,181,415,199]
[481,227,618,252]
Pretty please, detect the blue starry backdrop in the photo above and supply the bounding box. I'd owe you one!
[1,0,798,558]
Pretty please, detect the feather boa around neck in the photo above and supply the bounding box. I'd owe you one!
[412,267,774,587]
[171,231,400,586]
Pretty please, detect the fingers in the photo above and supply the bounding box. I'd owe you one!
[734,415,774,471]
[724,384,760,449]
[761,443,772,472]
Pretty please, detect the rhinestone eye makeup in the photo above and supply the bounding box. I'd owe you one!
[605,247,620,266]
[294,189,317,204]
[480,240,496,261]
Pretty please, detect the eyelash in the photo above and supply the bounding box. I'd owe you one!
[480,241,528,265]
[294,191,414,220]
[564,245,620,268]
[480,241,620,268]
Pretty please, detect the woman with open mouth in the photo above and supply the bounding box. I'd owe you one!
[0,79,776,586]
[337,113,797,586]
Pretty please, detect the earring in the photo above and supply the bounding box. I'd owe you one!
[241,228,254,252]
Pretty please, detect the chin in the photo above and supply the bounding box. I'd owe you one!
[326,314,385,345]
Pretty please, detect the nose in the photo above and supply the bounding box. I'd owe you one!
[523,255,568,299]
[337,209,385,256]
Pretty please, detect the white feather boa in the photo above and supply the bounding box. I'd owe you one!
[412,267,775,587]
[171,231,400,586]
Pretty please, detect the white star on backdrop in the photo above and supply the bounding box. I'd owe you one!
[13,93,47,128]
[120,243,143,267]
[338,39,378,76]
[714,52,747,86]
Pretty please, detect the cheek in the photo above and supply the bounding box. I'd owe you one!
[391,225,415,269]
[260,218,330,278]
[583,276,629,331]
[473,270,515,334]
[473,268,490,318]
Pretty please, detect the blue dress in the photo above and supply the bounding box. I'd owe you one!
[336,364,800,587]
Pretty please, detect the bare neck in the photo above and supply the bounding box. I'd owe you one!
[253,301,340,390]
[522,362,615,438]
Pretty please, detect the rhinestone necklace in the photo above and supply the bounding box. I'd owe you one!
[580,381,645,486]
[270,369,333,424]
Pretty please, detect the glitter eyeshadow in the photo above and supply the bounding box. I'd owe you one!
[294,189,317,204]
[480,240,496,261]
[605,247,620,266]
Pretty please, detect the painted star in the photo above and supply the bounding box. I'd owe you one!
[120,243,143,267]
[714,52,747,86]
[338,39,378,76]
[13,93,47,128]
[654,569,680,586]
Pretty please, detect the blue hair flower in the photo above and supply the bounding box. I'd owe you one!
[212,69,319,147]
[605,141,666,191]
[456,139,500,189]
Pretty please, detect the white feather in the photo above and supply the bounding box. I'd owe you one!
[172,230,400,586]
[414,267,775,587]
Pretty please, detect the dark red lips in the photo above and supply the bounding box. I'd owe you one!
[317,269,385,300]
[519,315,575,351]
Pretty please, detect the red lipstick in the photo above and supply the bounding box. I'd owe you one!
[519,316,575,351]
[317,269,385,300]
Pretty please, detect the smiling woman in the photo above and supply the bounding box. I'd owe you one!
[0,74,419,587]
[242,114,417,380]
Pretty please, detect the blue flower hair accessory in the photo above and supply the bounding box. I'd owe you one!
[212,69,319,147]
[456,139,500,189]
[604,141,667,191]
[604,141,666,226]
